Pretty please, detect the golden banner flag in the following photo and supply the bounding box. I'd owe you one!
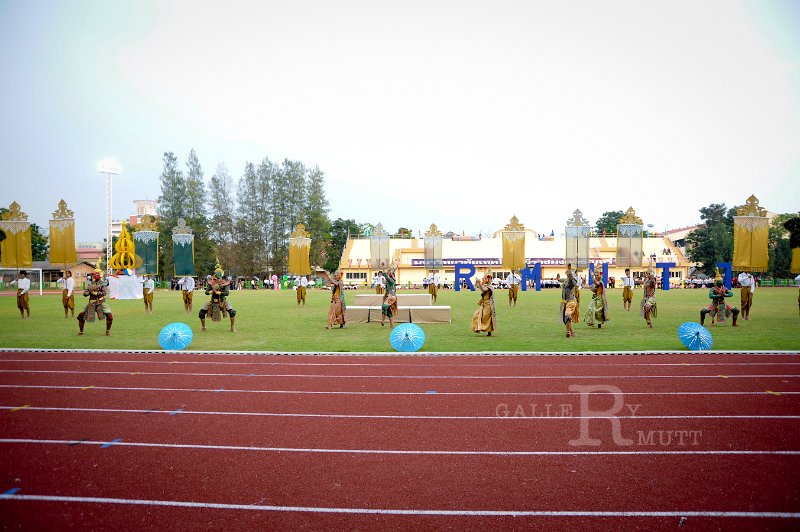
[0,201,32,269]
[49,199,77,265]
[501,215,526,270]
[791,248,800,275]
[288,223,312,275]
[732,195,769,272]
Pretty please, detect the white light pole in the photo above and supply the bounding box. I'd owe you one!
[97,158,121,275]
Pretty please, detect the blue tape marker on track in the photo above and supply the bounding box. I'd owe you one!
[170,408,184,416]
[426,390,438,394]
[2,488,21,497]
[100,439,121,449]
[214,387,224,393]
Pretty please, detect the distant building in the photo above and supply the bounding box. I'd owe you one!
[111,199,159,238]
[76,241,104,263]
[339,222,693,287]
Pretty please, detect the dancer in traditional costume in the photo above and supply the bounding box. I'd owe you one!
[296,275,308,305]
[143,274,155,315]
[11,271,30,319]
[199,264,236,332]
[640,268,657,328]
[77,268,112,336]
[428,271,439,304]
[737,271,755,320]
[324,270,346,328]
[58,270,75,318]
[380,266,398,327]
[507,268,521,307]
[700,271,739,327]
[572,273,583,323]
[471,273,496,336]
[560,265,578,338]
[179,275,195,313]
[621,268,634,311]
[584,270,610,328]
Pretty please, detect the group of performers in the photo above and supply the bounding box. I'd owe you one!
[325,266,401,329]
[558,264,658,338]
[10,257,792,342]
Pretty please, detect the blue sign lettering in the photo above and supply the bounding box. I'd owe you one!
[454,263,476,291]
[656,262,676,290]
[519,263,542,291]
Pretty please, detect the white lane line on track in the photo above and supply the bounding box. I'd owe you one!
[1,494,798,518]
[3,438,800,456]
[3,359,800,367]
[2,406,799,420]
[2,384,800,396]
[2,370,799,379]
[2,348,799,357]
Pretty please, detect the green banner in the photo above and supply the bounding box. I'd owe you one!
[173,235,195,276]
[134,231,159,275]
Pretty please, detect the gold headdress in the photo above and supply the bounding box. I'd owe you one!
[213,258,224,278]
[714,267,723,283]
[92,257,104,278]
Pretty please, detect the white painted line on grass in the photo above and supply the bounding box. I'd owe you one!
[3,438,800,456]
[2,405,799,420]
[1,494,798,518]
[2,369,799,379]
[1,384,799,396]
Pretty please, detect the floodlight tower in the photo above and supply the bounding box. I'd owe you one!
[97,158,121,274]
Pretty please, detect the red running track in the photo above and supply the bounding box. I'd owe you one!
[1,350,799,530]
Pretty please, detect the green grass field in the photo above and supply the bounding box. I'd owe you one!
[1,287,798,352]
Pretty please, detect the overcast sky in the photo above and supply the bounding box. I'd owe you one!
[1,0,798,243]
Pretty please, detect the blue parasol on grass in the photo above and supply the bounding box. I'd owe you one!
[390,323,426,352]
[678,322,713,351]
[159,322,194,350]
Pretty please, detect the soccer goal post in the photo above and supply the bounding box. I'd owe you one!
[0,268,44,296]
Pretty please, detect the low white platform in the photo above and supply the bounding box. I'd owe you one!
[345,305,451,324]
[353,294,433,306]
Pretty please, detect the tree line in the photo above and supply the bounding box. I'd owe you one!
[156,149,333,279]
